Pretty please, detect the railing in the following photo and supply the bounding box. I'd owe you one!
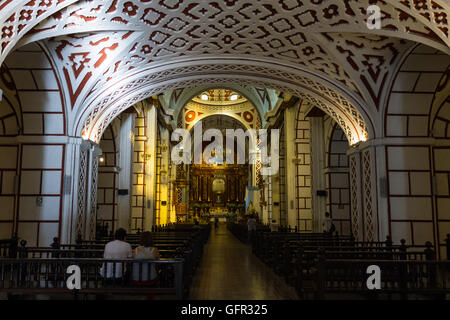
[0,258,184,300]
[299,259,450,299]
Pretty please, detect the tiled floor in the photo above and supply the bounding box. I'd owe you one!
[189,224,299,300]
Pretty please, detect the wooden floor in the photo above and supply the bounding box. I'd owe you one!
[189,224,299,300]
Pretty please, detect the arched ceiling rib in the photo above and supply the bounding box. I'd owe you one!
[182,98,261,132]
[167,85,271,127]
[77,59,372,145]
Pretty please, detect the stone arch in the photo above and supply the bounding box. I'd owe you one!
[430,68,450,138]
[381,43,450,254]
[171,86,269,127]
[3,42,67,136]
[187,114,251,165]
[182,101,262,133]
[75,58,374,145]
[0,42,68,246]
[384,44,450,138]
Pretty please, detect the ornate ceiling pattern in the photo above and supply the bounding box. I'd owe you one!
[0,0,448,144]
[13,0,447,102]
[45,31,141,108]
[0,0,78,59]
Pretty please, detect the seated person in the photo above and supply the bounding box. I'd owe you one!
[193,219,202,229]
[132,232,160,286]
[100,228,132,284]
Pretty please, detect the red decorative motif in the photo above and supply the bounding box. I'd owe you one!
[185,110,196,122]
[243,111,253,123]
[0,0,447,143]
[10,0,449,105]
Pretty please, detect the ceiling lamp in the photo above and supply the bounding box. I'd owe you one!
[201,94,209,101]
[230,94,238,101]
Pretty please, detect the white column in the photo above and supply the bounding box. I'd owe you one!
[159,126,170,225]
[310,117,327,232]
[262,177,270,224]
[117,113,135,232]
[85,144,102,240]
[169,165,177,223]
[285,103,298,228]
[348,149,363,240]
[360,146,379,241]
[61,137,83,244]
[144,104,157,231]
[373,144,389,241]
[247,150,260,214]
[347,143,381,242]
[271,172,280,226]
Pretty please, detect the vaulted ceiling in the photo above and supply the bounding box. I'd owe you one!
[0,0,449,143]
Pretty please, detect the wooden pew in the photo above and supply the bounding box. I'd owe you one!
[0,225,211,299]
[0,258,184,300]
[313,259,450,300]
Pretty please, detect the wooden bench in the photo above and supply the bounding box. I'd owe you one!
[0,258,184,300]
[311,259,450,300]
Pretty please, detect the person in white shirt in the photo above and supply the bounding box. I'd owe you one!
[247,215,257,243]
[100,228,132,282]
[132,231,160,284]
[322,212,334,235]
[132,232,160,300]
[247,215,257,232]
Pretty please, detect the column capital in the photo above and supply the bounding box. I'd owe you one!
[68,136,84,146]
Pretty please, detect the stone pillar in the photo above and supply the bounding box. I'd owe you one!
[159,126,170,225]
[65,139,103,242]
[61,137,84,244]
[347,144,380,242]
[348,149,363,240]
[117,113,135,232]
[247,149,260,214]
[72,140,91,241]
[360,146,379,241]
[310,117,327,232]
[373,144,389,241]
[168,164,176,223]
[144,104,157,231]
[285,103,298,228]
[271,170,280,227]
[85,144,102,240]
[261,177,270,224]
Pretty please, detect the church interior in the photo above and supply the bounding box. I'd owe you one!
[0,0,449,301]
